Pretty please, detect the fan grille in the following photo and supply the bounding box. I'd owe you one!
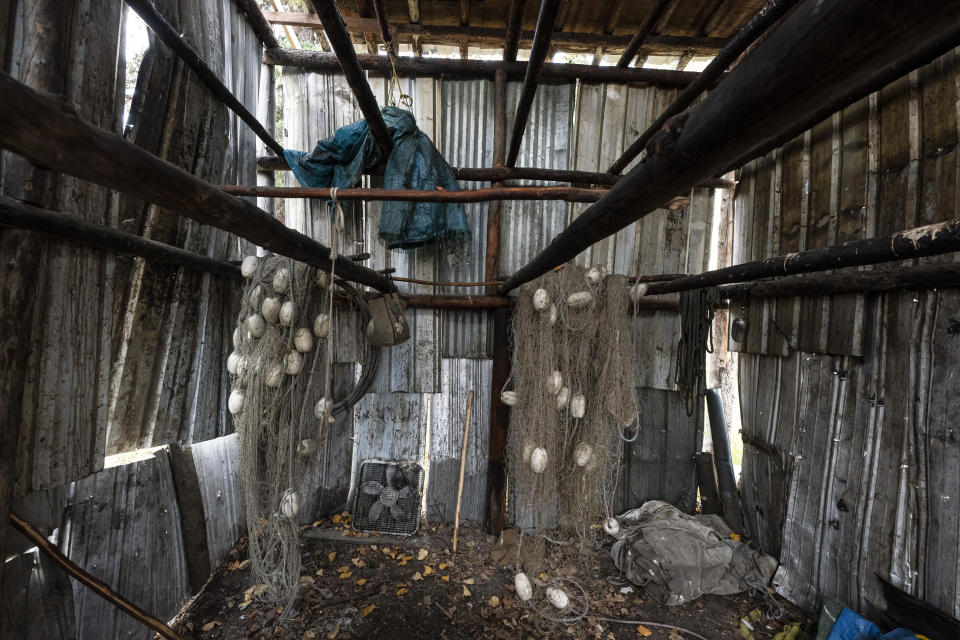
[352,460,424,536]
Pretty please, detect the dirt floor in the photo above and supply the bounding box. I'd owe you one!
[175,517,804,640]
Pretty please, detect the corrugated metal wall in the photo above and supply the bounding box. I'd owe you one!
[734,48,960,619]
[280,71,715,522]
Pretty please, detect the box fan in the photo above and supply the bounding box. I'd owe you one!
[352,459,424,536]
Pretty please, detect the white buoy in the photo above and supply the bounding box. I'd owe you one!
[280,488,300,520]
[313,313,330,338]
[284,350,303,375]
[571,393,586,418]
[227,351,242,375]
[530,447,548,473]
[279,301,296,326]
[532,288,550,311]
[314,397,331,419]
[566,291,594,308]
[265,362,284,388]
[228,389,245,414]
[545,587,569,610]
[586,264,609,286]
[514,573,533,601]
[556,387,570,410]
[240,255,259,278]
[294,328,313,353]
[248,284,265,310]
[272,267,290,293]
[548,303,558,326]
[261,297,281,324]
[547,370,563,395]
[500,391,518,406]
[246,314,266,338]
[603,517,620,536]
[573,442,593,467]
[629,282,650,303]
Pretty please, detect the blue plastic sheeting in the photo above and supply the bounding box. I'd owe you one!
[283,106,470,250]
[825,608,919,640]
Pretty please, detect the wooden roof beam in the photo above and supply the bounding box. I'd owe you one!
[506,0,564,167]
[371,0,398,57]
[617,0,674,68]
[607,0,800,175]
[0,72,396,293]
[503,0,528,62]
[309,0,393,157]
[501,0,960,293]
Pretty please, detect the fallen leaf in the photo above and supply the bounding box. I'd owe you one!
[362,604,376,617]
[463,578,475,585]
[463,586,471,597]
[488,596,500,608]
[202,621,220,631]
[397,587,407,596]
[423,566,434,576]
[538,573,548,581]
[412,572,423,581]
[441,575,450,582]
[186,622,194,631]
[370,545,378,551]
[315,569,324,577]
[356,578,367,586]
[438,563,448,570]
[332,514,342,524]
[327,626,339,639]
[339,571,353,579]
[636,625,652,637]
[352,557,364,567]
[417,549,429,561]
[312,520,321,527]
[300,575,315,584]
[303,631,317,639]
[328,552,337,563]
[337,565,349,573]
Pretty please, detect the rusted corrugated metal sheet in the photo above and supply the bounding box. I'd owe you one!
[741,290,960,620]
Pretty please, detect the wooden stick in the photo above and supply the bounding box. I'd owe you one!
[0,72,395,293]
[499,0,960,293]
[617,0,673,68]
[125,0,284,158]
[608,0,801,174]
[9,511,184,640]
[220,184,609,203]
[452,390,474,554]
[263,48,704,87]
[0,194,242,279]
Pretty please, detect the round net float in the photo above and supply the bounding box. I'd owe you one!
[629,281,650,302]
[313,313,330,338]
[226,351,242,375]
[603,516,620,536]
[280,488,300,520]
[261,297,281,324]
[556,386,570,410]
[500,390,518,406]
[279,300,296,326]
[547,370,563,395]
[545,586,569,610]
[315,270,329,289]
[283,350,303,375]
[314,397,331,419]
[533,288,550,311]
[566,290,593,308]
[296,439,318,456]
[265,361,284,388]
[240,255,259,278]
[246,313,266,338]
[272,267,290,293]
[570,393,586,418]
[228,389,244,415]
[585,264,608,286]
[514,573,533,601]
[573,442,593,467]
[294,327,314,353]
[530,447,548,473]
[248,284,265,310]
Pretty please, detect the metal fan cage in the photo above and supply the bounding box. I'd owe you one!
[351,459,424,536]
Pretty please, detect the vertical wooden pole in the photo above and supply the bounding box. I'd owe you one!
[484,67,507,293]
[452,391,474,554]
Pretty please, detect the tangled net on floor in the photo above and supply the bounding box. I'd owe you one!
[228,254,338,612]
[505,264,639,574]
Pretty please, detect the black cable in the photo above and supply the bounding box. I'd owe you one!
[330,278,380,416]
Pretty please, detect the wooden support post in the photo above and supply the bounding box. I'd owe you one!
[0,195,242,279]
[263,48,703,87]
[608,0,800,174]
[221,184,610,203]
[485,67,508,294]
[617,0,673,68]
[9,512,183,640]
[642,218,960,296]
[233,0,281,49]
[503,0,528,62]
[500,0,960,293]
[506,0,563,168]
[309,0,393,157]
[125,0,285,158]
[0,72,395,293]
[486,308,511,534]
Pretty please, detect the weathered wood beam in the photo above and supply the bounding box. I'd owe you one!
[233,0,280,49]
[617,0,673,68]
[501,0,960,293]
[717,264,960,300]
[125,0,285,158]
[644,218,960,296]
[257,154,735,189]
[401,294,510,310]
[608,0,800,175]
[508,0,571,167]
[406,0,420,24]
[348,0,379,54]
[0,195,242,279]
[370,0,397,56]
[221,184,610,203]
[0,72,395,292]
[502,0,527,62]
[272,0,303,50]
[263,11,726,55]
[485,67,508,292]
[309,0,393,157]
[264,47,701,86]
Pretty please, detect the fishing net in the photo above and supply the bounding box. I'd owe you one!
[228,251,342,613]
[505,264,639,574]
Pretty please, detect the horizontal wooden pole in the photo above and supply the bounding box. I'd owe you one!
[0,195,242,279]
[400,294,511,310]
[500,0,960,293]
[645,218,960,296]
[0,72,395,293]
[10,511,183,640]
[262,11,727,55]
[256,156,736,190]
[717,264,960,299]
[126,0,284,158]
[263,48,703,87]
[221,184,608,203]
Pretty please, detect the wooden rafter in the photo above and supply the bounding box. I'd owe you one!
[617,0,674,68]
[353,0,382,54]
[503,0,528,62]
[371,0,397,56]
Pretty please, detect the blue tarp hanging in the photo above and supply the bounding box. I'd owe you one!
[283,106,470,250]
